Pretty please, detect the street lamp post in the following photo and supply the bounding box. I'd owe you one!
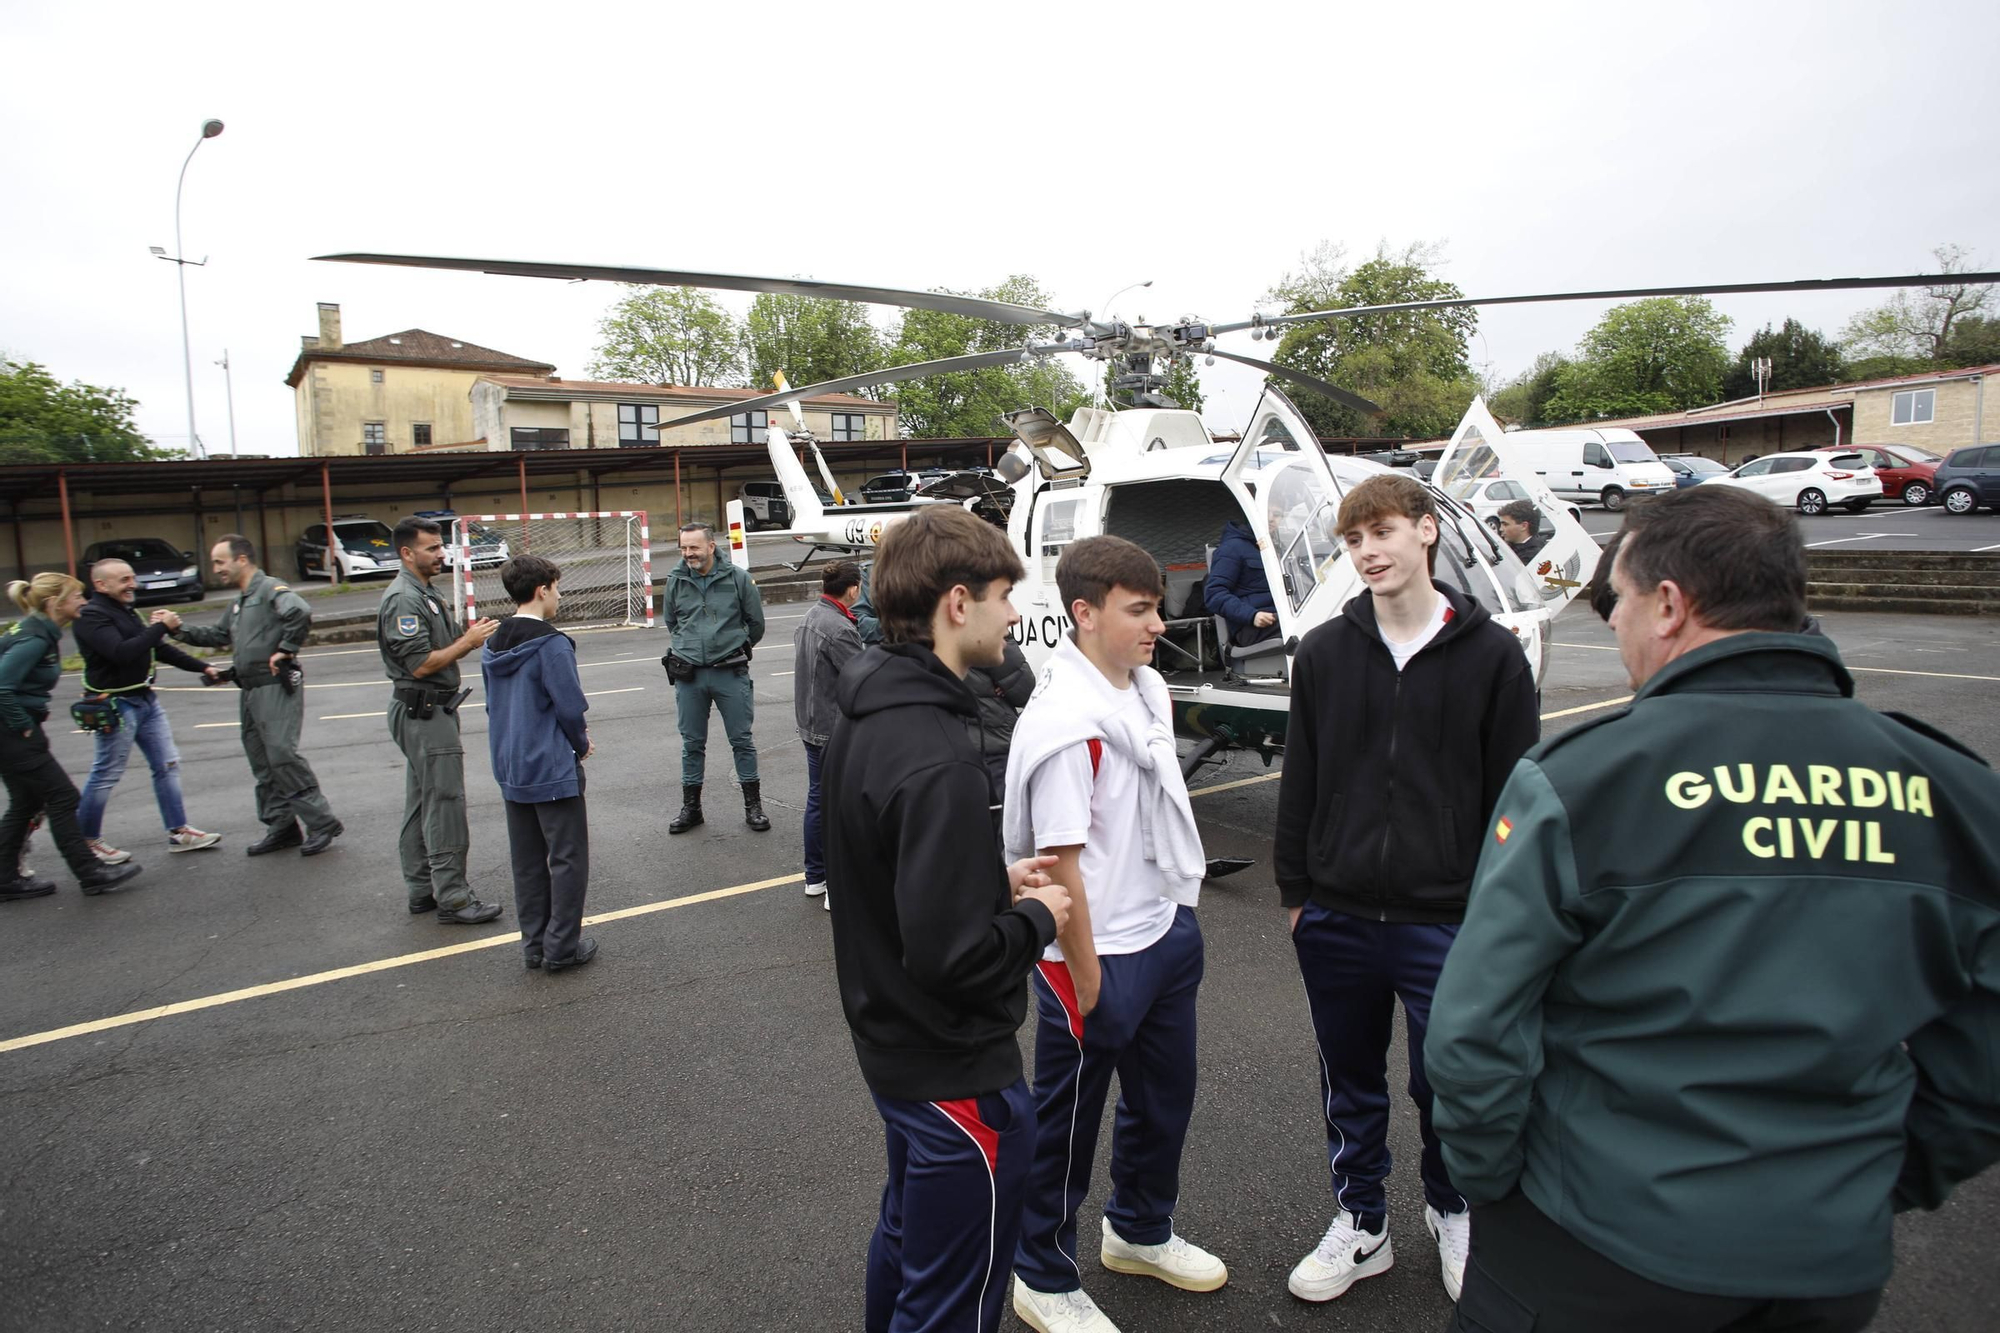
[154,118,224,460]
[215,349,238,457]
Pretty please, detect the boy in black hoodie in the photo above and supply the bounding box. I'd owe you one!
[823,506,1072,1333]
[1274,474,1539,1308]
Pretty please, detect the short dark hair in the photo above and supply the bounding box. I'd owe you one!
[872,506,1024,647]
[679,522,713,540]
[1336,474,1440,574]
[1055,535,1164,616]
[1498,499,1539,533]
[821,560,862,598]
[393,516,442,557]
[217,533,255,563]
[1614,487,1806,631]
[500,554,561,604]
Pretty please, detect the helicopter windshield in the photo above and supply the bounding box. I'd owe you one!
[1259,456,1344,612]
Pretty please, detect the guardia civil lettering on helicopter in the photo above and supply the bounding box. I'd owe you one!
[317,251,1998,777]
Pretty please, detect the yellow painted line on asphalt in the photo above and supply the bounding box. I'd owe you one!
[1541,695,1635,719]
[1851,665,2000,683]
[0,870,803,1056]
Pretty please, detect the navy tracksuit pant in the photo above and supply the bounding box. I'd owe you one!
[1292,903,1467,1229]
[866,1080,1035,1333]
[1015,906,1203,1294]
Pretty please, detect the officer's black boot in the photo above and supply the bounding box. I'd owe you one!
[669,785,703,835]
[742,781,771,833]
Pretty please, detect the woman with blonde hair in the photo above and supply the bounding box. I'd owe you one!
[0,572,144,901]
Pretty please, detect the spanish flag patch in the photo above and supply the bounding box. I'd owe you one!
[1495,817,1513,845]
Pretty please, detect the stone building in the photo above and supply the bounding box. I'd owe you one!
[457,376,898,453]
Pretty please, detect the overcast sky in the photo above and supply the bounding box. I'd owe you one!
[4,0,1994,456]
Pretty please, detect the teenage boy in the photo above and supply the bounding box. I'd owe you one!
[793,559,864,912]
[1003,534,1227,1333]
[823,505,1072,1333]
[1273,473,1539,1306]
[482,555,596,972]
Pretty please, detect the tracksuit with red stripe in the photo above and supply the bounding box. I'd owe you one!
[824,643,1060,1333]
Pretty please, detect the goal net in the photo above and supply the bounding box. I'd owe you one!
[450,511,654,630]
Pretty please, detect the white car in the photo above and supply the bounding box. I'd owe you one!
[1701,450,1882,516]
[1448,476,1585,532]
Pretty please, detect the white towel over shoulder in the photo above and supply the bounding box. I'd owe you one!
[1003,635,1205,906]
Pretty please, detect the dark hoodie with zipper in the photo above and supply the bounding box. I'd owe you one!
[1275,580,1540,924]
[481,615,588,804]
[824,641,1058,1102]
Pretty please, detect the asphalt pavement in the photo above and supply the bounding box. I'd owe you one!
[2,603,1997,1331]
[1579,501,2000,552]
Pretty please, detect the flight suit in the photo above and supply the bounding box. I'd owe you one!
[377,569,474,912]
[175,571,340,839]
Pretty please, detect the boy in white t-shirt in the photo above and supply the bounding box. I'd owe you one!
[1002,536,1227,1333]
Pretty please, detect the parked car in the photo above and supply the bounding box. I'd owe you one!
[1660,454,1732,488]
[414,510,512,570]
[737,481,792,531]
[859,470,946,504]
[1931,444,2000,515]
[1810,444,1942,507]
[295,516,400,581]
[1439,476,1584,532]
[1701,450,1882,515]
[81,538,204,604]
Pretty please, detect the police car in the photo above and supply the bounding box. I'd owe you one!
[414,511,512,570]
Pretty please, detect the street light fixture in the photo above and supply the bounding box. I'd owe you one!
[152,118,224,460]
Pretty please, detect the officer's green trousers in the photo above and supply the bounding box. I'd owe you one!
[675,664,758,787]
[388,700,471,911]
[239,684,338,836]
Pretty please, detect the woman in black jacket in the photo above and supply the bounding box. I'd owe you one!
[963,637,1033,796]
[0,573,143,901]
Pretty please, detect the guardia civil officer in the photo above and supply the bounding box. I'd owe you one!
[1426,484,2000,1333]
[163,536,344,856]
[378,516,502,925]
[663,522,767,834]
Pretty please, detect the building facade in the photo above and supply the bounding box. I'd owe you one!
[461,376,899,453]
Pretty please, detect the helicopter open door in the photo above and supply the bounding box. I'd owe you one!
[1219,388,1353,649]
[1433,398,1596,610]
[1003,407,1090,480]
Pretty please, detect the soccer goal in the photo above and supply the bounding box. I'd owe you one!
[449,511,654,630]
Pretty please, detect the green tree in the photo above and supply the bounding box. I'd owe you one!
[588,286,741,386]
[1840,243,1993,366]
[0,359,165,462]
[741,293,887,395]
[1263,240,1481,439]
[888,275,1089,437]
[1488,351,1572,428]
[1721,319,1846,400]
[1099,357,1206,413]
[1941,314,2000,368]
[1541,297,1732,422]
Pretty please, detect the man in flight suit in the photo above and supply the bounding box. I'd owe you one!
[160,535,344,856]
[663,522,767,835]
[379,516,502,925]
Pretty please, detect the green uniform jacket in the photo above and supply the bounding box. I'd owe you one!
[377,569,459,688]
[664,555,764,667]
[1426,632,2000,1299]
[0,613,67,729]
[174,571,312,674]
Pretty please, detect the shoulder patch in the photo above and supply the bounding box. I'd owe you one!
[396,614,421,637]
[1884,710,1990,767]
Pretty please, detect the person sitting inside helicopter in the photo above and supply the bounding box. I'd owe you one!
[1204,518,1279,647]
[1496,499,1550,566]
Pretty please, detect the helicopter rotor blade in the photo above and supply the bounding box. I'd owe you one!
[654,346,1059,429]
[1202,348,1384,417]
[1210,270,2000,336]
[314,254,1091,328]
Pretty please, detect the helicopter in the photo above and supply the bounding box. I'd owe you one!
[318,251,1998,776]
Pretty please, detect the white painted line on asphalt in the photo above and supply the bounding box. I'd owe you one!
[1804,533,1917,548]
[1851,666,2000,683]
[1551,642,1618,651]
[771,671,794,677]
[1974,543,2000,553]
[318,686,645,722]
[194,722,242,729]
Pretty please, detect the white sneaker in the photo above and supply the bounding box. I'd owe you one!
[822,892,831,912]
[167,826,222,853]
[88,838,132,865]
[1287,1209,1393,1302]
[1013,1276,1122,1333]
[803,880,827,898]
[1424,1203,1470,1301]
[1099,1215,1228,1291]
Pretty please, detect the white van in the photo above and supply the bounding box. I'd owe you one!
[1504,427,1677,510]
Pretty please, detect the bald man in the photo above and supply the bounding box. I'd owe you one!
[71,558,224,860]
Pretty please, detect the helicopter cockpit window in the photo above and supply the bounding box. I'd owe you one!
[1259,416,1302,450]
[1432,516,1506,617]
[1262,457,1343,612]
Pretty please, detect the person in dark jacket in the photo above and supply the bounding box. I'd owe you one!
[0,573,144,901]
[1274,474,1539,1308]
[962,636,1032,795]
[1203,517,1277,645]
[72,558,223,861]
[823,505,1071,1333]
[1428,484,2000,1333]
[851,560,884,646]
[793,560,863,908]
[663,523,768,834]
[1495,499,1549,566]
[483,554,595,973]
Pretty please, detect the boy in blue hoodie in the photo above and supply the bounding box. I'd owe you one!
[483,555,596,972]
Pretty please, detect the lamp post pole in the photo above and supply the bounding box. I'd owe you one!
[157,119,224,460]
[216,349,238,457]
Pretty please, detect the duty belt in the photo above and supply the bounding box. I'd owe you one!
[393,684,471,717]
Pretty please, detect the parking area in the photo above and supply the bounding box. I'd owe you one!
[2,602,1997,1331]
[1578,502,2000,552]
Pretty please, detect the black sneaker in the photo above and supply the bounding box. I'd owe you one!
[544,938,599,973]
[437,899,504,925]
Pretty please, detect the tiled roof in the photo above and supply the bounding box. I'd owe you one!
[285,330,555,386]
[478,374,891,410]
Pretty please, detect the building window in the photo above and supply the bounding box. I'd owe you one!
[363,422,386,453]
[370,368,384,384]
[412,423,432,448]
[510,427,570,451]
[1891,388,1935,425]
[831,412,866,442]
[618,402,660,447]
[730,410,769,444]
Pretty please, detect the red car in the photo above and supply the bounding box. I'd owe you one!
[1812,444,1943,506]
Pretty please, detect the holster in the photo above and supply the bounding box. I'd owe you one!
[662,652,697,684]
[394,685,443,719]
